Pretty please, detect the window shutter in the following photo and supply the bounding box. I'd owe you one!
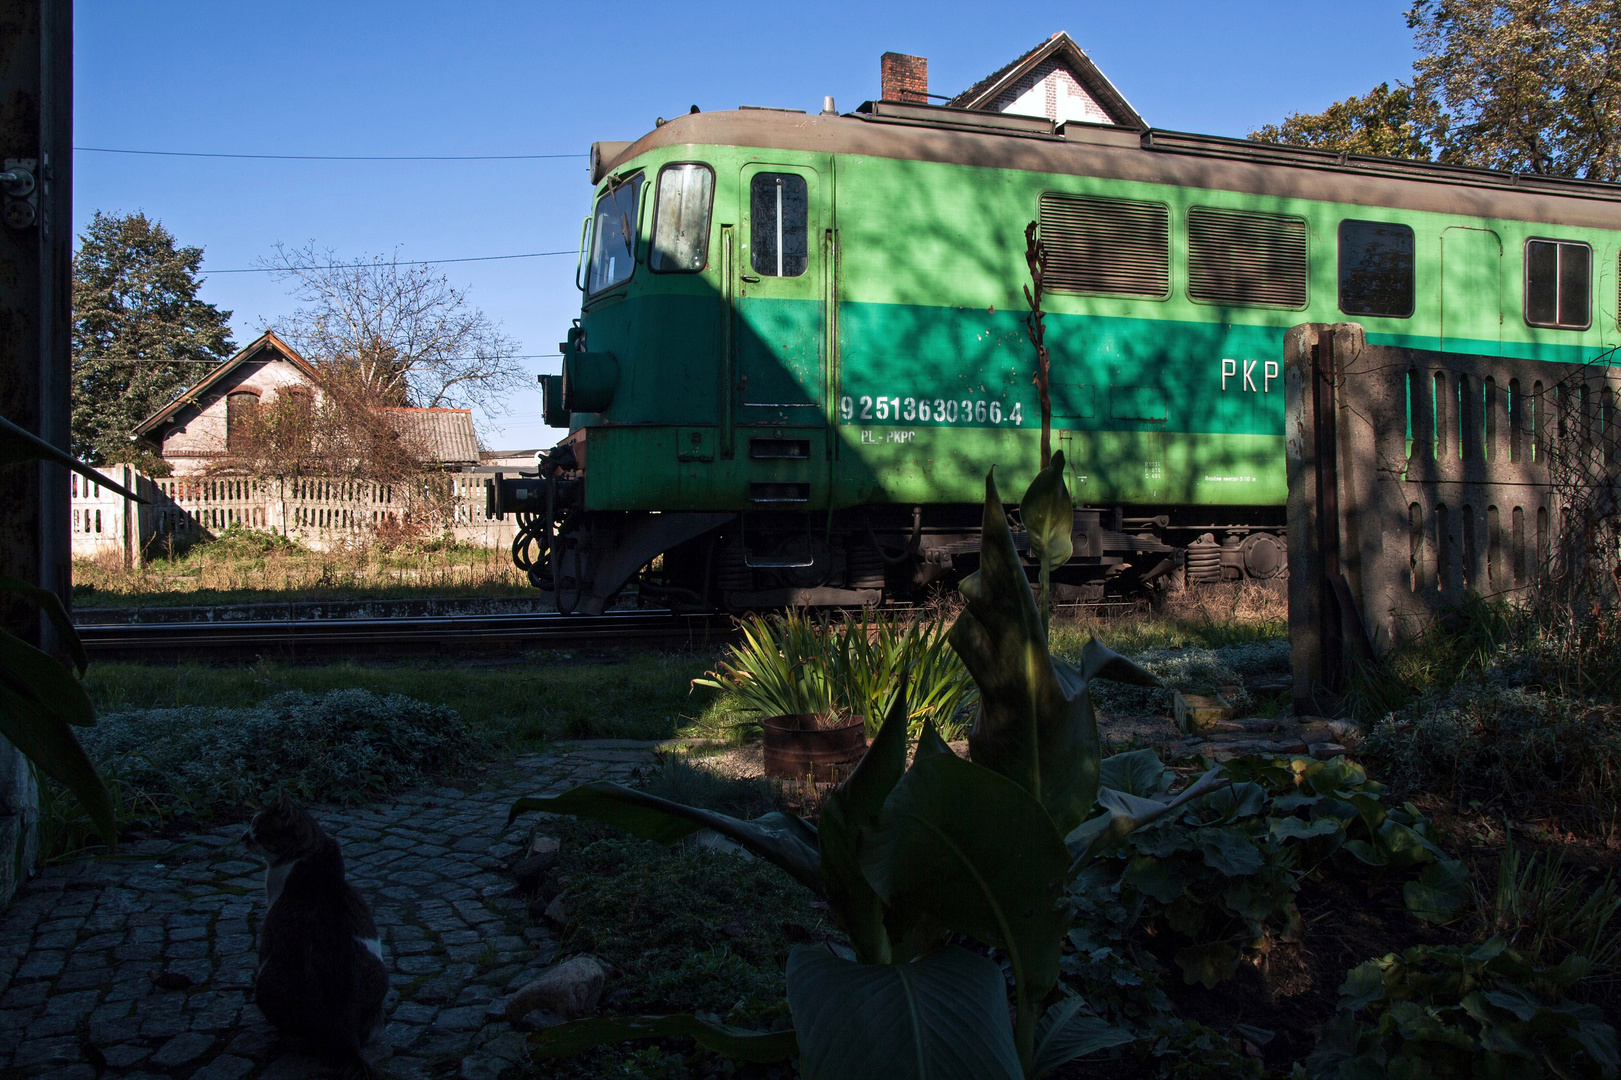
[1187,206,1308,307]
[1039,193,1170,298]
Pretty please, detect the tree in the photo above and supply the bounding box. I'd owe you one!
[71,211,235,467]
[1250,82,1432,159]
[1408,0,1621,179]
[264,243,523,417]
[1250,0,1621,181]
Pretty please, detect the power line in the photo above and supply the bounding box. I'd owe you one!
[78,353,564,364]
[74,146,588,162]
[206,250,576,274]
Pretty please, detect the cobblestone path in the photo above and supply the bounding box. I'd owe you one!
[0,742,658,1080]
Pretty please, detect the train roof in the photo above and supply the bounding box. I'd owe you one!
[594,103,1621,230]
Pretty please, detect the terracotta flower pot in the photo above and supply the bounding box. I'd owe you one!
[761,713,868,782]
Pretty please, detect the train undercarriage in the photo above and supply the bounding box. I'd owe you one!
[489,454,1286,615]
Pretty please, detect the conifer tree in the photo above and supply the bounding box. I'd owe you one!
[71,211,235,467]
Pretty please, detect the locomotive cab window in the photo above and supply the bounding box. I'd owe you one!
[1338,220,1414,318]
[651,163,714,273]
[586,173,644,295]
[750,173,808,277]
[1524,239,1591,329]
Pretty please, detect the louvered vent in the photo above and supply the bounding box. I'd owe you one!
[1187,206,1308,307]
[1039,193,1170,298]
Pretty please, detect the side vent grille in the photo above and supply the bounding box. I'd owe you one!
[749,438,811,460]
[1187,206,1308,308]
[748,482,810,504]
[1039,193,1170,298]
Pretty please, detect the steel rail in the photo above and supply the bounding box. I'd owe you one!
[78,609,735,661]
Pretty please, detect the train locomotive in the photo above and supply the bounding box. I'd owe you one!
[489,98,1621,614]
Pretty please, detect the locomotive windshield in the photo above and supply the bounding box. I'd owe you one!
[750,173,808,277]
[651,164,714,272]
[586,174,643,295]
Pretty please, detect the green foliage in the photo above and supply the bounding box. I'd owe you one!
[85,652,708,749]
[71,210,235,464]
[0,416,123,849]
[1087,640,1290,718]
[1250,82,1430,158]
[74,688,476,811]
[693,609,976,739]
[1477,834,1621,975]
[1304,938,1619,1079]
[511,466,1168,1077]
[1083,753,1468,986]
[1362,685,1621,814]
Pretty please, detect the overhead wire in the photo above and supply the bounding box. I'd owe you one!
[74,147,587,161]
[205,250,576,274]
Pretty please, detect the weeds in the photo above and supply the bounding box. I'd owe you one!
[1476,833,1621,976]
[72,524,527,607]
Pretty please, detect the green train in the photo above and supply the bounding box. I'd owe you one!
[490,99,1621,614]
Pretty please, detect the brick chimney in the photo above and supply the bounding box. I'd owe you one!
[880,52,928,103]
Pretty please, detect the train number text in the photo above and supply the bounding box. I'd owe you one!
[839,395,1024,426]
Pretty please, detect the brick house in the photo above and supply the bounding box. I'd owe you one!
[132,331,480,474]
[880,31,1146,129]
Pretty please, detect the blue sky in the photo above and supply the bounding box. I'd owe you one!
[75,1,1417,450]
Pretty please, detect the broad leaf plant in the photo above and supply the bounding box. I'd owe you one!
[509,459,1229,1078]
[1,414,126,850]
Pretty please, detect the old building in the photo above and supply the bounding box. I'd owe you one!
[131,331,481,474]
[880,31,1146,129]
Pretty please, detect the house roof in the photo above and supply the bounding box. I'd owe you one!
[376,408,482,465]
[946,31,1146,130]
[133,330,318,437]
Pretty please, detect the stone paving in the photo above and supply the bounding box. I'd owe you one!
[0,742,658,1080]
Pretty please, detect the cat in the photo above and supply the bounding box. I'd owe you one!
[244,795,389,1076]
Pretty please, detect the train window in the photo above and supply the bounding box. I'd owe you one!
[1524,239,1591,329]
[1038,192,1170,298]
[586,173,644,295]
[1338,220,1414,318]
[1187,206,1308,308]
[651,164,714,273]
[750,173,808,277]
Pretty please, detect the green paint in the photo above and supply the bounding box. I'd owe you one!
[569,133,1621,514]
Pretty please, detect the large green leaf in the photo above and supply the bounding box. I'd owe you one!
[787,944,1023,1080]
[817,686,910,963]
[529,1013,797,1062]
[0,414,144,502]
[0,573,87,676]
[0,629,113,846]
[1099,749,1173,798]
[1065,767,1228,870]
[1019,450,1073,577]
[861,749,1071,1063]
[951,472,1103,834]
[508,782,822,895]
[1032,996,1135,1077]
[1403,859,1472,925]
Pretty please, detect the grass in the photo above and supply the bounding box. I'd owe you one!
[84,652,723,752]
[72,526,529,608]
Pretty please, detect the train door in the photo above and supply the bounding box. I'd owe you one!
[734,163,830,434]
[1440,226,1503,355]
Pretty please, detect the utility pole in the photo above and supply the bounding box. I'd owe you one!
[0,0,73,906]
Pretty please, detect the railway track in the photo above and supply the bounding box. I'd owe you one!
[77,609,736,662]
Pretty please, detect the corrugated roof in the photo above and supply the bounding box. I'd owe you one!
[375,408,481,465]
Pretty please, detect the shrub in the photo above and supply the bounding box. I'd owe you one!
[1086,640,1290,718]
[1360,684,1621,814]
[81,688,478,809]
[1304,938,1619,1079]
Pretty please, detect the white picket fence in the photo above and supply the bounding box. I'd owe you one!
[71,467,515,562]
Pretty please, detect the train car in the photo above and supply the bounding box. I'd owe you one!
[490,100,1621,614]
